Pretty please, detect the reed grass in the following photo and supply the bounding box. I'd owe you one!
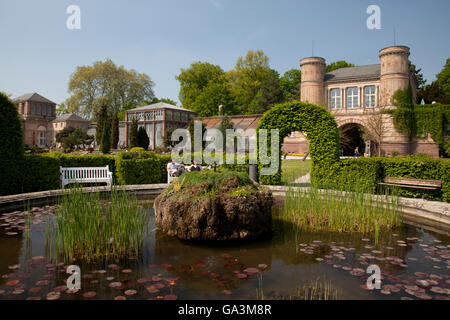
[45,187,149,263]
[258,278,338,300]
[275,185,402,233]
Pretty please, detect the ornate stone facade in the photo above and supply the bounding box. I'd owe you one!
[284,45,439,157]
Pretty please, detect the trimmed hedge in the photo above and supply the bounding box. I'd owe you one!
[116,152,171,185]
[257,101,340,185]
[21,155,60,193]
[314,156,450,202]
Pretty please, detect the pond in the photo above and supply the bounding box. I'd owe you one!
[0,202,449,300]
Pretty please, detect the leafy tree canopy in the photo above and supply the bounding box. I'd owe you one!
[280,69,301,102]
[326,60,355,73]
[56,127,93,151]
[437,58,450,96]
[66,59,155,119]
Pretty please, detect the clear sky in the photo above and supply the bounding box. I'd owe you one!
[0,0,449,105]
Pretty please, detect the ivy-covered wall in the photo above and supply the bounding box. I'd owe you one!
[390,103,450,154]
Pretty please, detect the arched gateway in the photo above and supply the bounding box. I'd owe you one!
[257,101,340,185]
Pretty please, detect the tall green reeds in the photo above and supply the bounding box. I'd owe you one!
[275,185,402,233]
[45,187,149,263]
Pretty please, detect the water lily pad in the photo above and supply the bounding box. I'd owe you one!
[152,276,162,282]
[28,287,42,293]
[124,290,137,296]
[12,289,24,295]
[6,280,20,286]
[235,273,247,279]
[109,282,123,288]
[154,283,165,289]
[121,269,132,274]
[114,296,126,300]
[83,291,97,298]
[46,291,61,300]
[146,285,159,294]
[26,296,42,300]
[194,261,206,267]
[148,264,158,269]
[222,290,232,295]
[164,294,178,300]
[54,285,67,292]
[220,253,231,259]
[161,263,172,269]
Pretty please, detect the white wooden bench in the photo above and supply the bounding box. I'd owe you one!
[60,166,113,189]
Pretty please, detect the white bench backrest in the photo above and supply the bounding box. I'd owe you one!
[60,166,112,188]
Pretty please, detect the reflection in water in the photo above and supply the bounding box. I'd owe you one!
[0,206,449,300]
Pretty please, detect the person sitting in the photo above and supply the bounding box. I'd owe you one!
[167,160,179,177]
[173,163,186,177]
[188,160,202,172]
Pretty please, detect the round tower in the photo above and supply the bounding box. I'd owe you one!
[300,57,326,106]
[379,46,410,107]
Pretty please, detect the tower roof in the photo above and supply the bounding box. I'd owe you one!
[52,113,89,122]
[13,92,56,104]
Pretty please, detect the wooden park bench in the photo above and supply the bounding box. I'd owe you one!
[60,166,113,189]
[379,177,442,190]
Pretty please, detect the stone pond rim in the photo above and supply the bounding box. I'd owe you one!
[153,175,273,241]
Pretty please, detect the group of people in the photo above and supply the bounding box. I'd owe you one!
[167,160,202,177]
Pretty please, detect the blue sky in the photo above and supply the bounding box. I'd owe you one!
[0,0,449,105]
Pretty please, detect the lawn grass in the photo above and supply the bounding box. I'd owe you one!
[281,159,311,185]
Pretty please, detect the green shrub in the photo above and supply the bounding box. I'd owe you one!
[116,152,171,185]
[21,154,60,192]
[0,93,24,196]
[379,155,446,201]
[315,156,449,202]
[130,147,145,153]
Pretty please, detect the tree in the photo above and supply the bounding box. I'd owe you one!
[100,121,111,154]
[249,69,283,114]
[436,58,450,96]
[326,61,355,73]
[417,81,450,104]
[280,69,301,101]
[228,50,280,114]
[66,59,155,118]
[409,62,426,89]
[163,126,177,149]
[217,115,235,151]
[56,103,69,116]
[192,81,235,117]
[129,118,139,148]
[0,92,24,195]
[56,127,93,151]
[150,97,178,105]
[137,127,150,150]
[365,108,389,156]
[110,115,119,149]
[94,97,109,145]
[176,61,226,111]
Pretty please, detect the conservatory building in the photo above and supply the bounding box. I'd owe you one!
[124,102,197,150]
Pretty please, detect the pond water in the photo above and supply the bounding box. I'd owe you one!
[0,203,449,300]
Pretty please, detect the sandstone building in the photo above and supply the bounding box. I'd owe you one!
[283,45,439,157]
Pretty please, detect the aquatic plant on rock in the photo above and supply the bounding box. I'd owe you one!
[154,170,273,241]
